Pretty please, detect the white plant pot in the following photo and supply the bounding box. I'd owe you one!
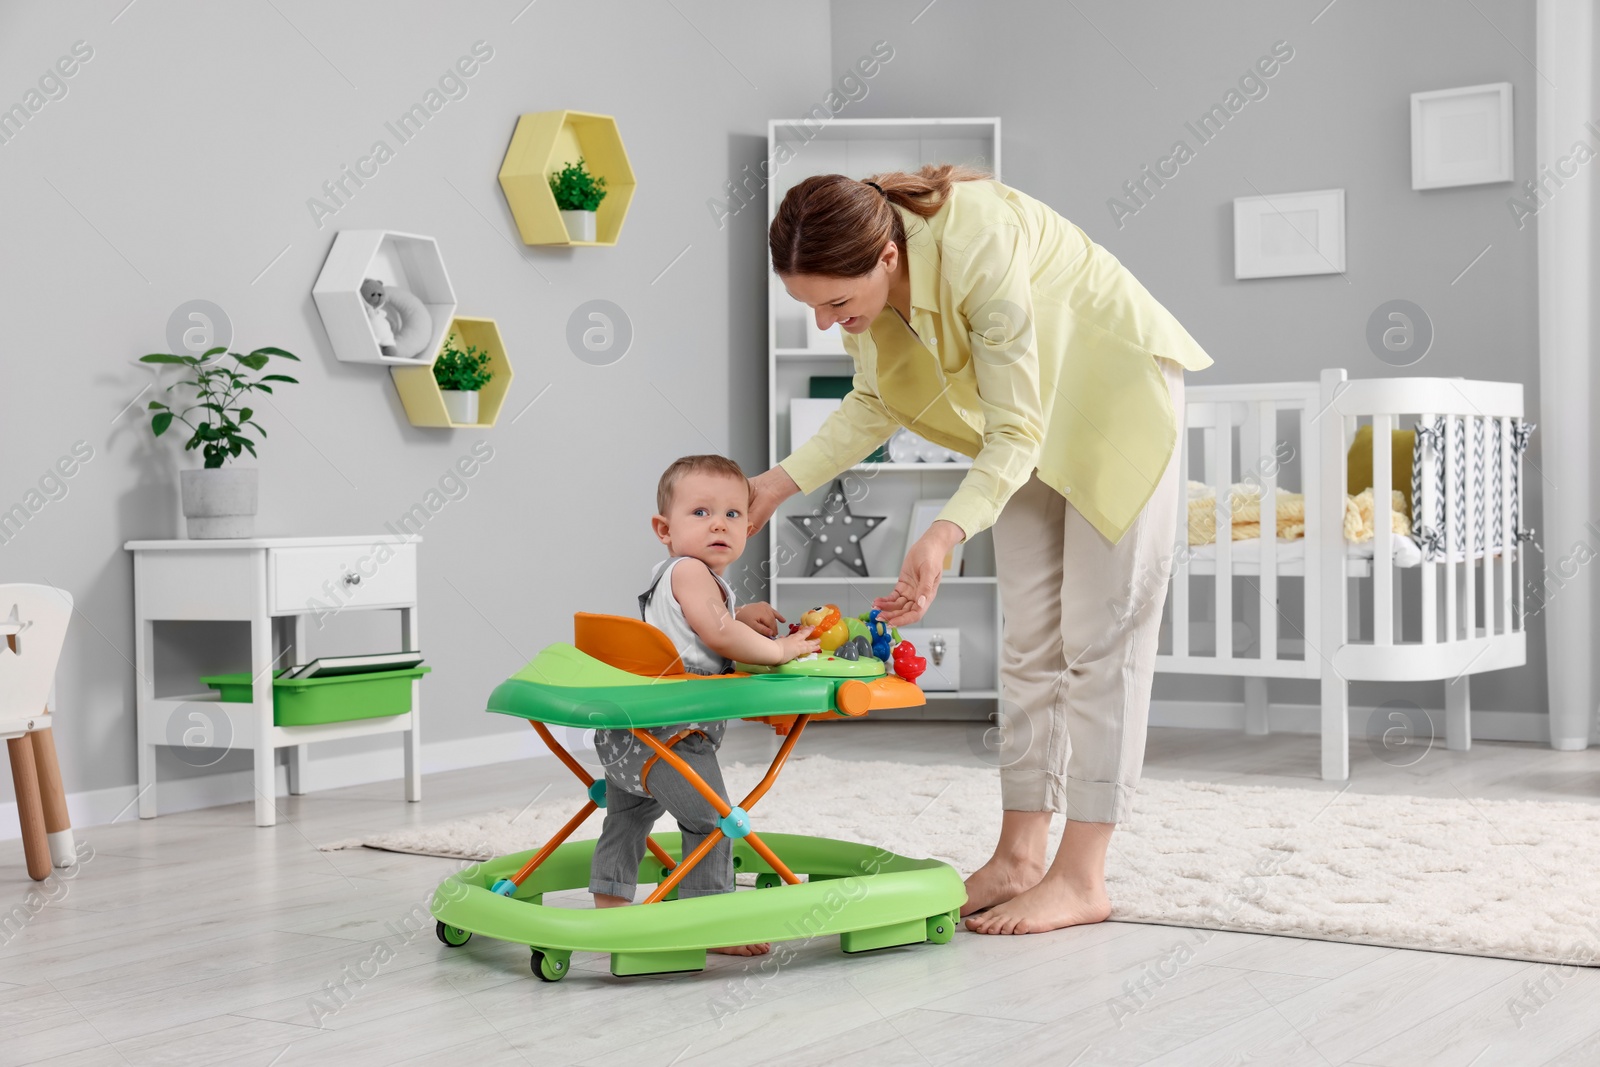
[442,389,479,425]
[180,467,258,539]
[560,210,597,243]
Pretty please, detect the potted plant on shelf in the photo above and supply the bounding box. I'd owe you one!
[548,156,607,243]
[139,345,300,538]
[432,334,493,425]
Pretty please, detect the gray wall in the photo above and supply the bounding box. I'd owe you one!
[831,0,1554,721]
[0,0,833,802]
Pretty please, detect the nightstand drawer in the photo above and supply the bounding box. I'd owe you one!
[269,543,417,614]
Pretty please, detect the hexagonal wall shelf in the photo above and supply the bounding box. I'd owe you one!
[390,316,515,429]
[312,230,457,365]
[498,111,636,246]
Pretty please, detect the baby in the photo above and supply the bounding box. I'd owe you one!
[588,454,820,956]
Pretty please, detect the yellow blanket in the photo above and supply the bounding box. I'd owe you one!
[1187,482,1410,546]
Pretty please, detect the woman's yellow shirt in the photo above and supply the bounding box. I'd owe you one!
[779,178,1213,545]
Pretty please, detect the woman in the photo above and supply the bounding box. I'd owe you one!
[745,165,1212,935]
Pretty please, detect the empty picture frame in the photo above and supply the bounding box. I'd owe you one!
[1411,82,1513,190]
[1233,188,1345,279]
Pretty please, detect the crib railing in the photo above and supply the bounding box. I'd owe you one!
[1316,368,1527,682]
[1157,370,1527,684]
[1163,380,1322,679]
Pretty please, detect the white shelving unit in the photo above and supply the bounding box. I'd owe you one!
[765,117,1003,721]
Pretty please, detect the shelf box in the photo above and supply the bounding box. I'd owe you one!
[498,110,636,246]
[200,666,429,727]
[313,230,457,366]
[390,316,516,429]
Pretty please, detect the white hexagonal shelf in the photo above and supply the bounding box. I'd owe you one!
[312,230,457,366]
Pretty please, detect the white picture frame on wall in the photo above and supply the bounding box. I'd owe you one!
[1411,82,1513,191]
[1233,188,1345,279]
[907,498,964,577]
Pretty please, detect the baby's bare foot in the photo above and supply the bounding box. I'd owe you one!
[711,942,772,956]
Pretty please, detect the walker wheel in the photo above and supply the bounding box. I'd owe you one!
[435,921,472,947]
[925,914,954,944]
[755,872,783,890]
[531,949,568,982]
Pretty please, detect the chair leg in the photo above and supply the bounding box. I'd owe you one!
[7,736,51,881]
[28,729,75,867]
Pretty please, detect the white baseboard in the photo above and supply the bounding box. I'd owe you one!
[0,707,1567,843]
[0,727,570,843]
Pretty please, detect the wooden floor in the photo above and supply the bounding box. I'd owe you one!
[3,723,1598,1066]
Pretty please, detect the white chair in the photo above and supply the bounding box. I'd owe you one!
[1,584,76,880]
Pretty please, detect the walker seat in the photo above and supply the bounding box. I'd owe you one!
[429,612,965,981]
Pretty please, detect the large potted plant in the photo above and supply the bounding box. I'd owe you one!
[139,345,300,538]
[432,334,493,425]
[548,157,607,243]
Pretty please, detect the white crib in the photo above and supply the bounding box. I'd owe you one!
[1156,368,1529,779]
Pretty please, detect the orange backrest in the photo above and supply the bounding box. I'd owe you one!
[574,612,685,677]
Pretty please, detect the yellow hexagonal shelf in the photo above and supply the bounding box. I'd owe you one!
[390,317,515,429]
[498,111,636,246]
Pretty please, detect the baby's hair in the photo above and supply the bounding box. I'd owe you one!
[657,454,751,515]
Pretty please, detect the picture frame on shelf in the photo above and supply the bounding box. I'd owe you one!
[1410,82,1513,191]
[1232,188,1345,279]
[907,498,964,577]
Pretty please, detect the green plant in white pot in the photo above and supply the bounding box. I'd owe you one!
[548,157,607,243]
[432,335,493,425]
[139,345,300,538]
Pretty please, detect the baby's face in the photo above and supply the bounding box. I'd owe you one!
[658,471,751,569]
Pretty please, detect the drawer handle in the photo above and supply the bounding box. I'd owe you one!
[343,571,362,587]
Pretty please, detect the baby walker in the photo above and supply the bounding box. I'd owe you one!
[429,609,964,981]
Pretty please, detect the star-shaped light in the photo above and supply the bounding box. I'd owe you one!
[785,478,885,577]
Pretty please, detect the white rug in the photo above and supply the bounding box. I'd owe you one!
[324,754,1600,967]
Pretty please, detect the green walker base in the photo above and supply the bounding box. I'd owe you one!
[430,832,965,980]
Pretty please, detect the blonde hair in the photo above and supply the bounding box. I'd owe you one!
[656,454,750,515]
[769,162,991,278]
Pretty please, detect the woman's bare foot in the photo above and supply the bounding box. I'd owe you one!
[966,818,1116,935]
[711,942,772,956]
[962,809,1051,916]
[964,872,1110,935]
[961,858,1044,917]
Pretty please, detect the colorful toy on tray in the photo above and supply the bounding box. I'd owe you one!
[783,604,924,683]
[428,612,964,981]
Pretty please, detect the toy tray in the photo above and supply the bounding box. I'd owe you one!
[487,643,919,730]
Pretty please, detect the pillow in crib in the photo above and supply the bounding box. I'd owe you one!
[1347,425,1415,521]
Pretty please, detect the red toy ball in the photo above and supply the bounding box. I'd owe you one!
[892,640,927,685]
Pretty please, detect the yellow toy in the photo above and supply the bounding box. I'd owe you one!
[799,604,851,652]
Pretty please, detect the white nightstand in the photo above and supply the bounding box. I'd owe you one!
[124,535,422,827]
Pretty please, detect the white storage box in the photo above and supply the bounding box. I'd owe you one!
[894,627,961,692]
[789,398,841,453]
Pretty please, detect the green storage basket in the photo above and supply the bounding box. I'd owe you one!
[199,666,430,727]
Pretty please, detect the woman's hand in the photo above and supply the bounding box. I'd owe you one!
[746,467,800,535]
[873,519,966,626]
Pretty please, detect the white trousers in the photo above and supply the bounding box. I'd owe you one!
[991,357,1185,823]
